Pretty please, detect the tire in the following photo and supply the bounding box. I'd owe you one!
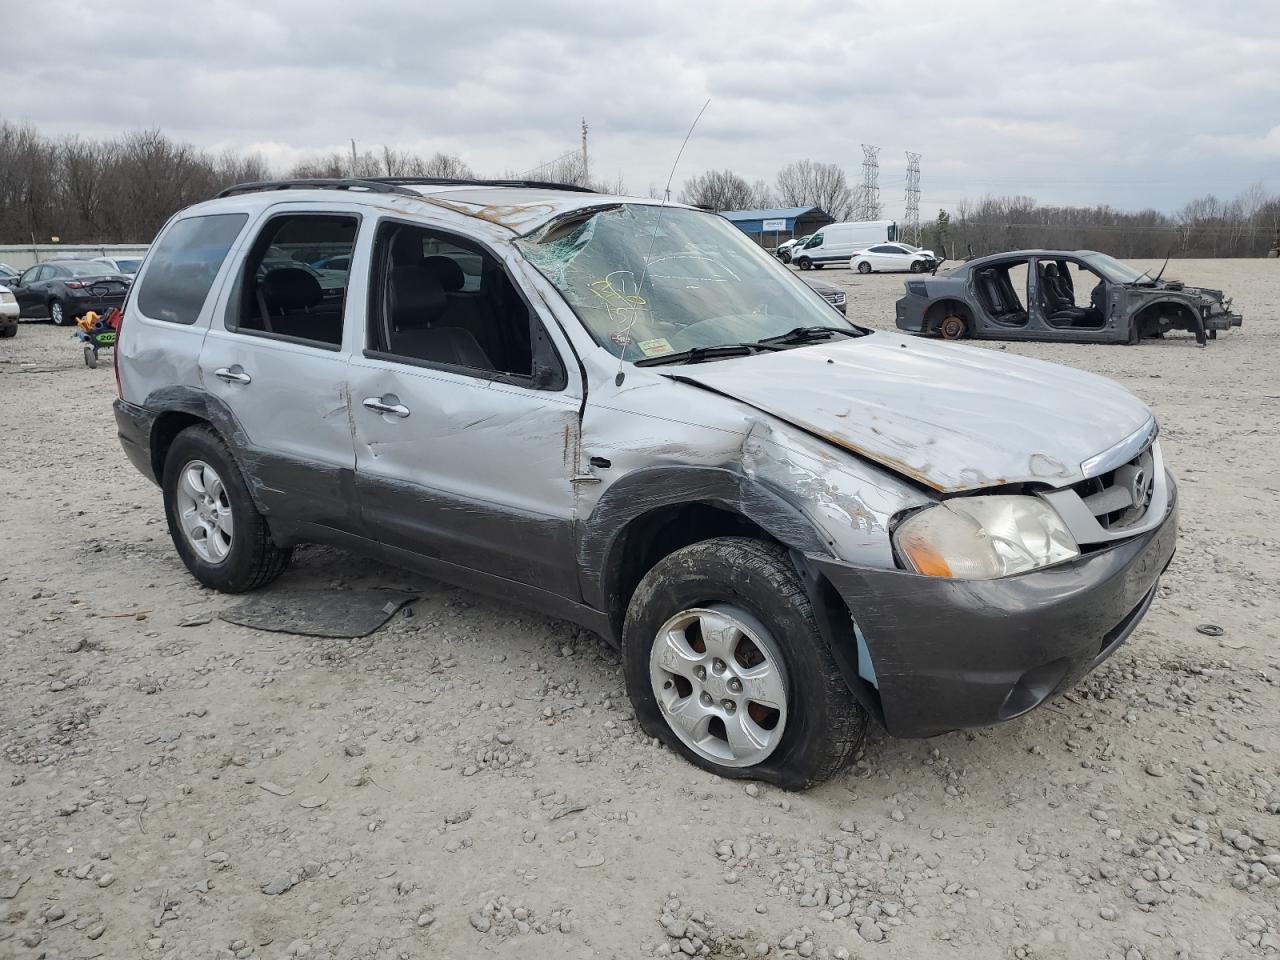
[0,324,15,339]
[909,260,925,273]
[84,345,97,368]
[857,261,872,274]
[939,314,968,340]
[623,537,866,789]
[162,424,292,593]
[796,258,812,271]
[49,300,68,326]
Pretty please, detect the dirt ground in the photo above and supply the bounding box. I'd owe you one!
[2,258,1278,960]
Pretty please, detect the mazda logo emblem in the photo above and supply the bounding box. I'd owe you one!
[1130,468,1153,507]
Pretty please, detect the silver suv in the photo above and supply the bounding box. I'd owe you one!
[114,177,1178,788]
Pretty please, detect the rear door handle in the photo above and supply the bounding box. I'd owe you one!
[362,396,410,418]
[214,366,251,385]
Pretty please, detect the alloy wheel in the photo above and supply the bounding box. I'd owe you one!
[175,459,234,563]
[648,605,789,768]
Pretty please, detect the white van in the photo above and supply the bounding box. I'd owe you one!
[791,220,897,270]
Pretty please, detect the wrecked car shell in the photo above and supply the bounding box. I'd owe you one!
[896,249,1243,345]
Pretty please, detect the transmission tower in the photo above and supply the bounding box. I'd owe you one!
[859,144,881,221]
[904,151,921,243]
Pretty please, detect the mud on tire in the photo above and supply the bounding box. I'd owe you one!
[623,537,866,789]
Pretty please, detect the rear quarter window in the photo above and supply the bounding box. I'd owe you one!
[136,213,248,324]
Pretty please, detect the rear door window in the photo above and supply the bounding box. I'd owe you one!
[229,214,357,349]
[136,213,248,325]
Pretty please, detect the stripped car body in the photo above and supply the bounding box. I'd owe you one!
[895,248,1243,344]
[113,179,1177,776]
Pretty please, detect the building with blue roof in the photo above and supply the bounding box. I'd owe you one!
[718,206,834,247]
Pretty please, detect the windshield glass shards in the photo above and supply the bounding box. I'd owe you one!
[516,205,862,362]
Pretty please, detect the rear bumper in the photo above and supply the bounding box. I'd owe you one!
[114,398,159,484]
[813,485,1178,738]
[67,294,126,318]
[894,295,926,332]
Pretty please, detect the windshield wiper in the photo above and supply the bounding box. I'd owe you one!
[756,325,863,346]
[634,343,768,366]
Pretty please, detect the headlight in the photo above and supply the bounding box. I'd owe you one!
[0,290,15,304]
[894,495,1079,579]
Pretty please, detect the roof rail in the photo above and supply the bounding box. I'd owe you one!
[362,177,596,194]
[215,176,596,199]
[215,178,420,199]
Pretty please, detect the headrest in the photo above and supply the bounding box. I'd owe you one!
[389,265,446,331]
[261,267,323,312]
[1043,262,1059,278]
[421,255,466,292]
[390,230,424,266]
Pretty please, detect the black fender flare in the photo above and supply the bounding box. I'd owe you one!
[576,463,831,621]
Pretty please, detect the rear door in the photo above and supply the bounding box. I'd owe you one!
[197,203,366,533]
[347,216,583,598]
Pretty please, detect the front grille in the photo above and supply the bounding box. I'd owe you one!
[1069,442,1156,530]
[821,292,845,305]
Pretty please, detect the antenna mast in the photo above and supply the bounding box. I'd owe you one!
[904,151,921,243]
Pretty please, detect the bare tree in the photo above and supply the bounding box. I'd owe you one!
[679,169,756,211]
[775,160,855,220]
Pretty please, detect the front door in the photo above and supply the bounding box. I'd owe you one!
[348,217,582,599]
[13,265,50,316]
[197,205,365,532]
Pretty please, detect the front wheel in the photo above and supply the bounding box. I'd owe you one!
[623,538,866,789]
[162,425,292,593]
[49,300,68,326]
[856,261,872,274]
[909,260,925,273]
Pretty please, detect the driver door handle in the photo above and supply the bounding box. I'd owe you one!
[214,366,251,384]
[362,397,411,418]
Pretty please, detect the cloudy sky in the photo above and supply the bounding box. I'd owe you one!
[4,0,1278,217]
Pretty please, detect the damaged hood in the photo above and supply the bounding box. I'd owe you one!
[670,333,1153,493]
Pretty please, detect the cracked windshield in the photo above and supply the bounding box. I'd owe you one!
[516,204,853,361]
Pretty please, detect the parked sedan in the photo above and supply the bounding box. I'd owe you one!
[850,243,940,274]
[0,263,18,283]
[0,285,18,338]
[9,260,131,326]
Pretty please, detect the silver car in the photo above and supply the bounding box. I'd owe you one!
[114,178,1177,788]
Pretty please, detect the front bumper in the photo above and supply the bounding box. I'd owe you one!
[1204,310,1243,332]
[813,486,1177,738]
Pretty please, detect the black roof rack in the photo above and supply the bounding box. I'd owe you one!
[215,176,596,199]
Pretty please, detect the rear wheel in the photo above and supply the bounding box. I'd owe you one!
[796,258,812,271]
[624,537,866,789]
[49,300,68,326]
[162,425,292,593]
[939,314,968,340]
[857,261,872,274]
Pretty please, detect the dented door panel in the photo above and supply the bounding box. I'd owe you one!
[348,359,583,597]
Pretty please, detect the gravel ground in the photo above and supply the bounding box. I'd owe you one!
[1,258,1278,960]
